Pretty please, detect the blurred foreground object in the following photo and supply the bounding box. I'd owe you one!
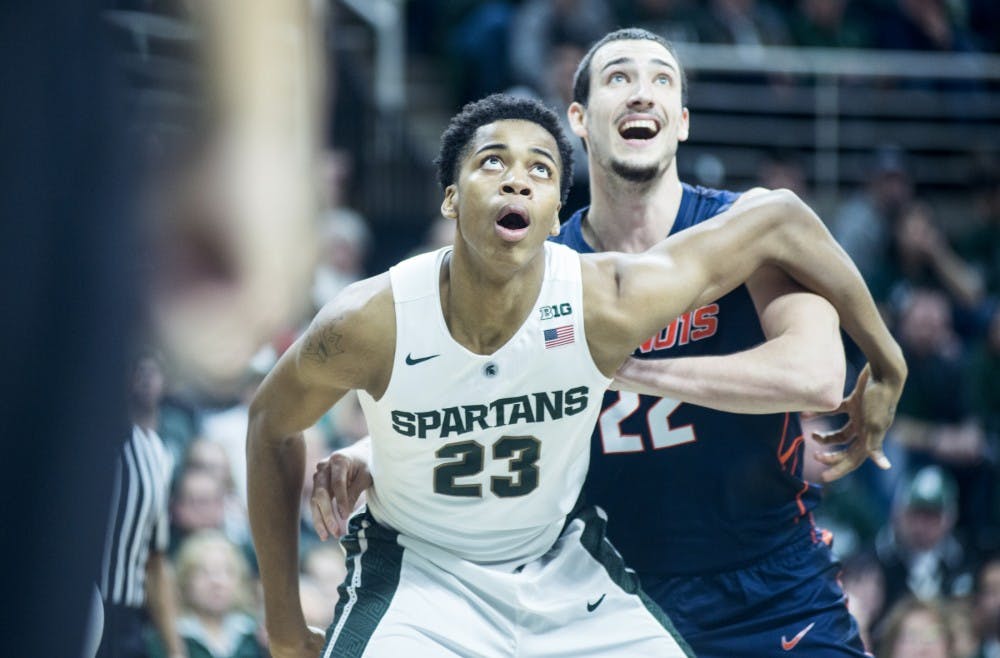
[150,0,324,391]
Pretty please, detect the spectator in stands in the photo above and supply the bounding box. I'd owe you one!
[973,554,1000,658]
[892,289,997,549]
[151,530,264,658]
[875,466,975,619]
[300,543,348,629]
[691,0,791,47]
[172,443,258,570]
[447,2,517,105]
[831,145,914,286]
[876,596,956,658]
[956,163,1000,299]
[158,384,202,470]
[508,0,614,94]
[841,551,888,650]
[945,597,980,658]
[612,0,700,45]
[170,467,227,555]
[755,148,813,206]
[966,307,1000,441]
[311,150,372,312]
[788,0,872,49]
[871,200,985,312]
[876,0,978,53]
[201,367,267,507]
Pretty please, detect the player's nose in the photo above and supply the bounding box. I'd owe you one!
[627,79,655,109]
[501,169,532,197]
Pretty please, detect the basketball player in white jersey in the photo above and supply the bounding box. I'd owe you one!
[247,94,906,658]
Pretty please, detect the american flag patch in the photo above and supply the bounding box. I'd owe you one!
[543,324,575,348]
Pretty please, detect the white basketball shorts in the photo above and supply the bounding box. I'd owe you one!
[321,505,693,657]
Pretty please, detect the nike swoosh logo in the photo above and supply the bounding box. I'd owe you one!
[781,622,816,651]
[405,353,439,366]
[586,593,606,612]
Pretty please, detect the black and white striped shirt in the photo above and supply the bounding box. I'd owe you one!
[99,425,173,607]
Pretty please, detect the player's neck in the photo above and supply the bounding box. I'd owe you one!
[584,164,684,253]
[440,245,545,355]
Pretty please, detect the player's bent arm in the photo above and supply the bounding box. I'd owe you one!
[614,267,846,414]
[247,275,393,651]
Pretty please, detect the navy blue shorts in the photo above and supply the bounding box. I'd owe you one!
[641,532,872,657]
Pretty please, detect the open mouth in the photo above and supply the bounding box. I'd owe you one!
[618,118,660,141]
[497,209,529,230]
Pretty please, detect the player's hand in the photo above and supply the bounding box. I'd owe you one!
[268,627,326,658]
[310,450,372,540]
[807,364,902,482]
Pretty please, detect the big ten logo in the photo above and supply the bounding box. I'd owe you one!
[538,302,573,321]
[637,303,719,354]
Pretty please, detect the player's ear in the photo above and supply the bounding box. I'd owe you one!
[441,185,458,220]
[678,106,690,143]
[568,102,587,140]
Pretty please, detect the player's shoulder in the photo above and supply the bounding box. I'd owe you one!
[295,272,396,392]
[682,182,742,215]
[307,273,394,358]
[318,272,392,325]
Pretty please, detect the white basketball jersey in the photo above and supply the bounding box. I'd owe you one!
[358,242,611,565]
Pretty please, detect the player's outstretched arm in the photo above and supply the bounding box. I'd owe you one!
[247,275,392,657]
[585,188,906,464]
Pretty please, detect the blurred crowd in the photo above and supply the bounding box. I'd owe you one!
[103,1,1000,657]
[419,0,999,110]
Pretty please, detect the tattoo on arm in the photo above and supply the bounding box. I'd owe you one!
[302,319,345,364]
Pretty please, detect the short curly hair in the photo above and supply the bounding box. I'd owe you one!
[435,94,574,205]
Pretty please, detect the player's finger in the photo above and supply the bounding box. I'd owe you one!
[309,495,334,541]
[813,447,849,465]
[310,468,339,539]
[330,500,348,538]
[345,467,373,513]
[868,447,892,470]
[811,425,853,445]
[325,455,353,519]
[820,441,868,482]
[820,455,861,482]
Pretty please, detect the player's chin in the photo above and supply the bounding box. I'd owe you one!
[609,158,661,183]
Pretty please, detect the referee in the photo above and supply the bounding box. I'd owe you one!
[97,350,186,658]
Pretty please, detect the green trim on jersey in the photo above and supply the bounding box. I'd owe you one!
[577,505,696,658]
[324,511,404,658]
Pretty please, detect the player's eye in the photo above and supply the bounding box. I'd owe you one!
[531,163,551,179]
[655,73,671,86]
[608,72,627,85]
[481,155,503,170]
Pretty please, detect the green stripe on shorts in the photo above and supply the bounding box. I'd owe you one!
[576,505,696,658]
[324,511,404,658]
